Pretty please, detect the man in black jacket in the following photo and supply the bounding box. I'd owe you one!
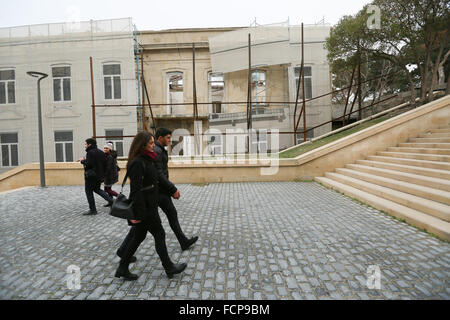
[79,138,113,215]
[154,128,198,250]
[116,129,198,260]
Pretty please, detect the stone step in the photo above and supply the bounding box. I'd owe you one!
[420,132,450,138]
[356,159,450,180]
[323,172,450,222]
[398,142,450,149]
[366,155,450,171]
[346,163,450,192]
[387,147,450,155]
[430,128,450,133]
[409,137,450,143]
[376,151,450,163]
[335,167,450,205]
[315,177,450,241]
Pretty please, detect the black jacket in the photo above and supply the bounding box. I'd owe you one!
[104,150,119,185]
[154,142,177,196]
[81,145,106,182]
[128,154,159,221]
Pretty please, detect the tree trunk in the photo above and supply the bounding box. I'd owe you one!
[429,42,447,100]
[421,50,431,102]
[446,72,450,95]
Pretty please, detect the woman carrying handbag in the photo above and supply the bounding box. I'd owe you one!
[115,132,187,280]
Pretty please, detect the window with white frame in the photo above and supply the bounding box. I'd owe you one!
[0,69,15,104]
[52,66,71,102]
[103,64,121,100]
[0,133,18,167]
[208,72,224,113]
[105,129,124,157]
[294,66,312,100]
[167,72,183,114]
[54,131,73,162]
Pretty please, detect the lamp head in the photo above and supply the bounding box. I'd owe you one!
[27,71,48,79]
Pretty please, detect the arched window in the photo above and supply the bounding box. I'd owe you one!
[166,71,184,114]
[208,72,224,113]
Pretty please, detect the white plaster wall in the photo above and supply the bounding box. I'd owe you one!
[0,19,138,168]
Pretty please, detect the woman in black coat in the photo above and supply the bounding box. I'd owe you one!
[103,142,119,199]
[115,132,187,281]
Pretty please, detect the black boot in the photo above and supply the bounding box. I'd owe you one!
[82,210,97,216]
[181,236,198,251]
[164,263,187,279]
[103,201,113,207]
[115,261,138,281]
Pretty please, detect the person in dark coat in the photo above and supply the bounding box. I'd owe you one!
[116,128,198,262]
[103,141,119,203]
[79,138,113,215]
[153,128,198,249]
[115,132,187,281]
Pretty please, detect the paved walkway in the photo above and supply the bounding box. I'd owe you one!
[0,182,448,300]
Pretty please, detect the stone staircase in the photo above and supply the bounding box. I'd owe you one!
[315,125,450,241]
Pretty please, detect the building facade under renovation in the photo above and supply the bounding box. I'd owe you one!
[138,23,332,155]
[0,18,138,170]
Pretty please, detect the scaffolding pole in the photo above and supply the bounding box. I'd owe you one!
[89,57,96,138]
[247,33,252,153]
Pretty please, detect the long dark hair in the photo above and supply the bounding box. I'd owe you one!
[127,132,154,170]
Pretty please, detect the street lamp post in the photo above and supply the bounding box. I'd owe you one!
[27,71,48,188]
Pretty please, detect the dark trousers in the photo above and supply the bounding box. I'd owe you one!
[117,193,187,255]
[85,180,113,212]
[119,216,172,269]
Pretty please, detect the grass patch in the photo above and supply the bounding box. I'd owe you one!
[279,115,391,159]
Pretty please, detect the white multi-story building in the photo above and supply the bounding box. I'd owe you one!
[0,18,138,172]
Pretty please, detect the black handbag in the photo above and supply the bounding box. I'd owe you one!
[110,162,154,220]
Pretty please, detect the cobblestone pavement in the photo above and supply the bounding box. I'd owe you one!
[0,182,449,300]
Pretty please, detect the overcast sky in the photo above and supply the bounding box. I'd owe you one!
[0,0,372,30]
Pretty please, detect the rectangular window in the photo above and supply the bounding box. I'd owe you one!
[52,66,71,102]
[296,129,314,143]
[208,72,224,113]
[0,70,15,104]
[54,131,73,162]
[105,129,124,157]
[103,64,121,100]
[295,66,312,100]
[250,130,268,154]
[0,132,19,167]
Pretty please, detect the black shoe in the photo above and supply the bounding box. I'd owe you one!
[82,210,98,215]
[103,201,113,207]
[181,236,198,251]
[116,250,137,263]
[114,265,138,281]
[165,263,187,279]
